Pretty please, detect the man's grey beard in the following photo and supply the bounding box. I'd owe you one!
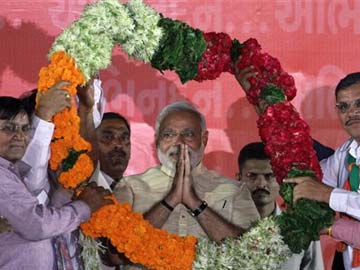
[158,144,204,174]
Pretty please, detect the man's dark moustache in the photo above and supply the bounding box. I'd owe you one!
[109,149,127,158]
[346,117,360,126]
[252,188,270,195]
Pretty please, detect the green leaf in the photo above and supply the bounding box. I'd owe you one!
[62,148,87,171]
[260,84,286,104]
[286,167,316,178]
[279,183,294,206]
[151,17,206,83]
[230,39,243,62]
[280,168,316,205]
[278,168,334,253]
[276,199,334,253]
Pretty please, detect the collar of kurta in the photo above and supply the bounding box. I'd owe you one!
[342,139,360,160]
[96,161,123,190]
[0,156,31,178]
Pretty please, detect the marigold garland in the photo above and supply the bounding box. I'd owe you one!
[37,51,93,188]
[80,196,197,270]
[59,153,94,189]
[37,1,201,269]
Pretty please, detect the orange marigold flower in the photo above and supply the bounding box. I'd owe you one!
[80,197,196,270]
[73,137,92,152]
[58,153,93,188]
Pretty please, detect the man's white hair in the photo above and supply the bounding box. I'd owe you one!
[155,101,207,140]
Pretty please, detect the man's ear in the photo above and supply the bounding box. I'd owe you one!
[202,130,209,147]
[236,172,242,181]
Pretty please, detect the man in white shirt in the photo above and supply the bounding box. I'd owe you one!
[90,112,132,270]
[237,142,324,270]
[273,72,360,270]
[91,112,131,191]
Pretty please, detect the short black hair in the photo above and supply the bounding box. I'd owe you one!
[237,142,269,171]
[19,89,37,116]
[0,96,30,120]
[335,72,360,97]
[101,112,130,134]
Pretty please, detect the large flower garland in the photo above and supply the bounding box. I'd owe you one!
[236,38,334,253]
[36,0,333,268]
[81,196,196,270]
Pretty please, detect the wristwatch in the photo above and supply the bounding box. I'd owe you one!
[160,200,174,212]
[190,200,208,217]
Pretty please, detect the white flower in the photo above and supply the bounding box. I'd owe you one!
[120,0,163,62]
[79,232,104,270]
[193,217,291,270]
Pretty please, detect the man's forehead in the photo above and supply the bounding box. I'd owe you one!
[337,84,360,100]
[100,127,129,134]
[99,119,129,131]
[160,111,201,129]
[242,159,272,171]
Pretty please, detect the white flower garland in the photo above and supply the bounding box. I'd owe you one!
[49,0,161,80]
[193,217,291,270]
[49,0,133,80]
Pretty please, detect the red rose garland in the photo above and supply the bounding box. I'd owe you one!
[236,38,320,184]
[236,38,334,253]
[257,101,322,184]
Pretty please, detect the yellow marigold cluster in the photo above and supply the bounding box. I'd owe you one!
[81,196,197,270]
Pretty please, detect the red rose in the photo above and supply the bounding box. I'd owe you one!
[194,32,234,82]
[236,38,297,105]
[258,102,322,184]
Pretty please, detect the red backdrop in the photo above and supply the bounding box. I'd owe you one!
[1,1,359,268]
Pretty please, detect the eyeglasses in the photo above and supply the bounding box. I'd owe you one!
[335,98,360,113]
[159,128,199,143]
[0,122,33,135]
[245,171,275,181]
